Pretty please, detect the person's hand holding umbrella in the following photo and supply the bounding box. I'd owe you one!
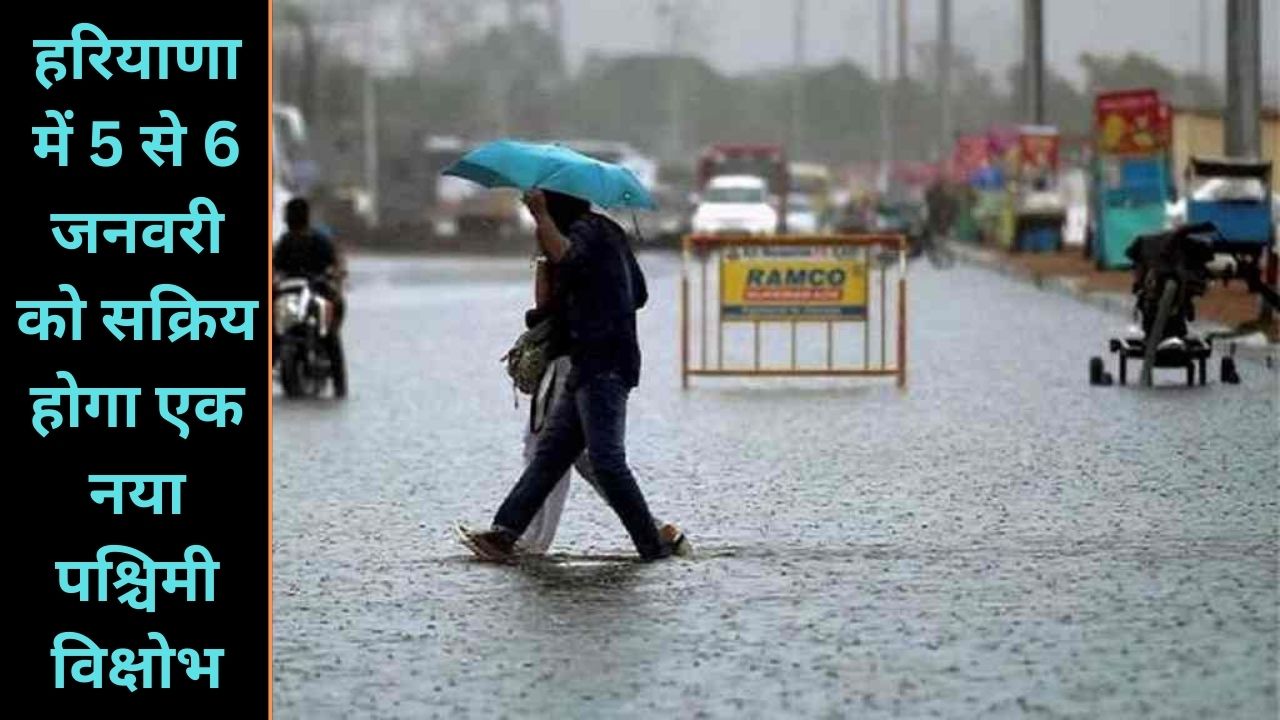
[522,188,549,219]
[522,189,570,262]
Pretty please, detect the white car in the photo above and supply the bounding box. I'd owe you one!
[691,175,778,234]
[786,193,820,234]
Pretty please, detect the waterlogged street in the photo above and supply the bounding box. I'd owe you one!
[273,252,1278,718]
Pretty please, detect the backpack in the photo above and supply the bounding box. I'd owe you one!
[501,314,557,395]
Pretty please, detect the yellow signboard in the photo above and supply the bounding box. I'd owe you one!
[721,256,867,321]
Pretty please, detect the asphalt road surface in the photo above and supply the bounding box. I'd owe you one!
[273,252,1278,718]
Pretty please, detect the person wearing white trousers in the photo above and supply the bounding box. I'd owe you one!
[516,354,596,552]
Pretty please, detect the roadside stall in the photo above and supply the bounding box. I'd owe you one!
[1186,157,1274,252]
[1188,156,1278,314]
[972,126,1018,248]
[1012,125,1066,252]
[989,126,1024,250]
[1088,89,1173,269]
[949,134,989,244]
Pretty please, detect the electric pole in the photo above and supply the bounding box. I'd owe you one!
[1224,0,1269,321]
[897,0,908,83]
[937,0,952,161]
[1022,0,1044,124]
[547,0,564,73]
[362,5,379,228]
[658,1,686,162]
[878,0,892,192]
[1199,0,1209,79]
[1225,0,1261,157]
[791,0,806,159]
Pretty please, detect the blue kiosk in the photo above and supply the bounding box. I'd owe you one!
[1089,153,1171,270]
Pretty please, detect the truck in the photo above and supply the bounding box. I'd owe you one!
[423,135,533,243]
[696,144,790,233]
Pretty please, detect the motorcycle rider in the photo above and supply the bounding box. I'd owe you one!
[273,197,347,397]
[925,177,956,241]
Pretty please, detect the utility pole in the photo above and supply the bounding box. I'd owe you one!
[361,6,379,228]
[1224,0,1270,322]
[791,0,806,159]
[546,0,565,73]
[1199,0,1209,79]
[878,0,892,192]
[1225,0,1261,158]
[937,0,952,161]
[278,4,317,122]
[499,0,520,136]
[892,0,906,191]
[1022,0,1044,124]
[897,0,908,83]
[658,1,686,162]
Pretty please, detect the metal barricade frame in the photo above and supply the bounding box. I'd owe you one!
[680,233,908,388]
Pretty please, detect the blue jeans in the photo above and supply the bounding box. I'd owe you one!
[494,370,667,559]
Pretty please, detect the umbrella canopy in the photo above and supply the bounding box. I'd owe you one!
[442,139,656,210]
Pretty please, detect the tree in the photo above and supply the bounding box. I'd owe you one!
[1005,62,1090,135]
[914,43,1015,148]
[1080,51,1222,108]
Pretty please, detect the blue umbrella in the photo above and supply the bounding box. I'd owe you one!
[442,139,656,210]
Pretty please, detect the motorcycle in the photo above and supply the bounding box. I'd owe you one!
[835,200,931,266]
[273,273,346,397]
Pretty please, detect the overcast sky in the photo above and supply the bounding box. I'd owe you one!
[558,0,1279,92]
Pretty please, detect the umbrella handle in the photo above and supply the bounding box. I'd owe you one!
[630,211,645,245]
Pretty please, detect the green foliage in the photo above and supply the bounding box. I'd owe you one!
[1080,52,1222,108]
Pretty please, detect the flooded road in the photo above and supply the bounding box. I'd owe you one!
[273,252,1278,718]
